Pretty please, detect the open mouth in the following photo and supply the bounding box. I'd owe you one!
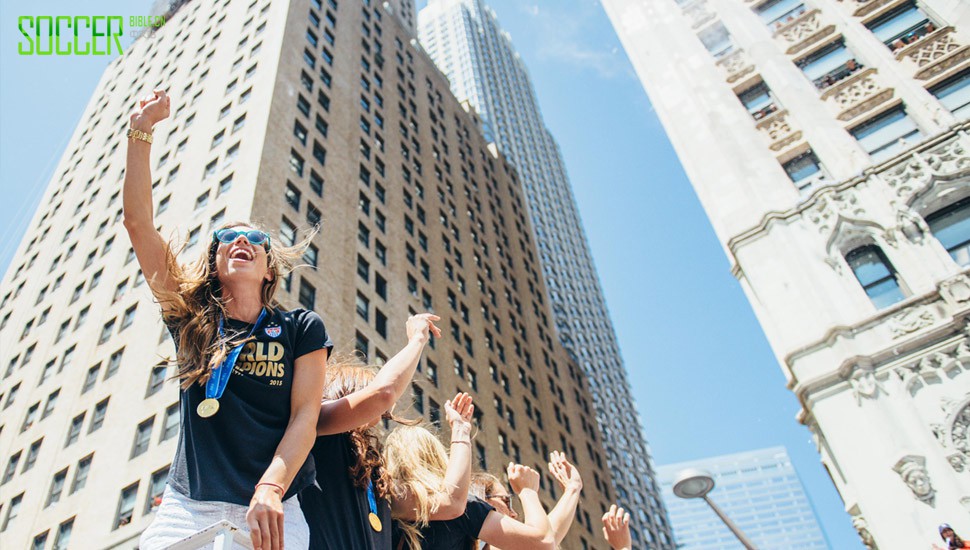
[229,247,254,262]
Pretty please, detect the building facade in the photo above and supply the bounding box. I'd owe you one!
[602,0,970,547]
[417,2,676,547]
[656,447,829,550]
[0,0,616,548]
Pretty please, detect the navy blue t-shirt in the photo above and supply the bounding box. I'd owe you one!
[393,497,495,550]
[299,434,393,549]
[167,307,332,505]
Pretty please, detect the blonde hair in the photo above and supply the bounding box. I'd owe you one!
[384,424,452,548]
[155,219,315,389]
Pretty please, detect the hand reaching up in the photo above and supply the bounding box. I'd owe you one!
[548,450,583,492]
[444,392,474,438]
[507,463,541,495]
[602,504,632,550]
[406,313,441,344]
[130,89,170,132]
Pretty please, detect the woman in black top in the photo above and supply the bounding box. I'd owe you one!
[125,90,329,550]
[299,313,442,549]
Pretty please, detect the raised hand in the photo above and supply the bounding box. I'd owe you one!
[602,504,632,550]
[130,89,170,132]
[247,484,285,550]
[444,392,474,433]
[548,450,583,492]
[406,312,442,344]
[507,463,541,495]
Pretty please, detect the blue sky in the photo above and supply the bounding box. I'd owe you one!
[1,0,859,547]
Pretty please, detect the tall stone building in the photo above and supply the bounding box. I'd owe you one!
[602,0,970,546]
[417,2,676,547]
[0,0,615,548]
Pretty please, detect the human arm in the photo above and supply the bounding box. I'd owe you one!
[478,464,555,550]
[121,89,178,307]
[390,392,475,521]
[316,313,441,435]
[546,451,582,545]
[246,346,327,550]
[601,504,632,550]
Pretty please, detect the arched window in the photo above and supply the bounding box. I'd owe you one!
[926,197,970,266]
[845,245,904,308]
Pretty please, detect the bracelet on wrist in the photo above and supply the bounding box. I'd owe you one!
[255,482,284,495]
[127,127,153,144]
[450,439,470,444]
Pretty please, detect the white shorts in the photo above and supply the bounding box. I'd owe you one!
[139,485,309,549]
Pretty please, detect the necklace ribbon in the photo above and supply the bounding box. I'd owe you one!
[197,307,267,418]
[367,479,382,532]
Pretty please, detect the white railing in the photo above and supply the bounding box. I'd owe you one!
[162,521,254,550]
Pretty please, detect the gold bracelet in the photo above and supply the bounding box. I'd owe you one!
[127,127,153,144]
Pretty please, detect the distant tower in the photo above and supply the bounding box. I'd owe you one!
[604,0,970,546]
[418,1,676,546]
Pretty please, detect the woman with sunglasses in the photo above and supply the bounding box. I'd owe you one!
[298,313,441,549]
[470,450,583,549]
[125,90,329,550]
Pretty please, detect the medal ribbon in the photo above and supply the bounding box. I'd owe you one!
[366,479,379,517]
[204,307,267,401]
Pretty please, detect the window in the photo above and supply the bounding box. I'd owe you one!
[867,3,934,51]
[303,243,319,267]
[32,531,48,550]
[930,69,970,120]
[105,348,124,379]
[23,438,42,472]
[145,466,169,514]
[219,174,234,195]
[846,245,905,308]
[299,278,316,309]
[357,255,370,282]
[375,273,387,299]
[850,106,922,162]
[53,518,73,550]
[294,121,308,145]
[412,384,424,413]
[286,183,302,210]
[70,455,92,494]
[290,150,305,176]
[65,413,85,447]
[89,398,109,433]
[698,22,733,59]
[310,170,324,196]
[131,417,155,458]
[797,40,861,90]
[2,452,20,484]
[42,389,59,419]
[755,0,806,28]
[356,293,370,320]
[355,331,369,359]
[297,95,311,116]
[99,318,116,344]
[147,365,167,396]
[114,482,139,529]
[376,309,387,338]
[927,198,970,266]
[2,493,22,532]
[21,402,39,432]
[161,403,179,441]
[738,81,778,120]
[783,150,824,192]
[121,304,138,331]
[46,468,68,507]
[281,217,297,246]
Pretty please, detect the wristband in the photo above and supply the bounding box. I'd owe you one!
[451,439,470,444]
[127,127,153,144]
[256,482,284,495]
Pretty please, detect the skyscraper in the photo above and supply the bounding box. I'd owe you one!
[657,447,829,550]
[417,2,676,547]
[0,0,615,547]
[603,0,970,546]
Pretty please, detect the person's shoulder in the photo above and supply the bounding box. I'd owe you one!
[279,307,322,324]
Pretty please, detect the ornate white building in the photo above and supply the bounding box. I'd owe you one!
[417,1,676,547]
[602,0,970,547]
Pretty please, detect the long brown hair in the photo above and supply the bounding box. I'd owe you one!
[155,220,314,388]
[324,357,419,500]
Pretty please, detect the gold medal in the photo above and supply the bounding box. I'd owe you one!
[197,398,220,418]
[368,512,383,532]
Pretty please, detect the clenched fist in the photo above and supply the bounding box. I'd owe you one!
[130,89,170,133]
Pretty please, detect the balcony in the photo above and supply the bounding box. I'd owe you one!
[894,26,970,81]
[755,109,803,152]
[819,67,894,122]
[773,8,836,55]
[887,20,937,54]
[812,59,865,91]
[715,49,755,83]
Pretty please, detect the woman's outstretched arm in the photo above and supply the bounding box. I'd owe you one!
[122,89,178,308]
[546,451,583,545]
[316,313,442,435]
[478,464,555,550]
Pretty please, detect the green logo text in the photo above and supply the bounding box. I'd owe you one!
[18,16,123,56]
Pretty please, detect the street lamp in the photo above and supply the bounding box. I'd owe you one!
[672,468,758,550]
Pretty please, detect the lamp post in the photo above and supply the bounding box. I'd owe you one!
[672,468,758,550]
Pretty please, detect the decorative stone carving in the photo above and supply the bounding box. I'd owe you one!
[852,514,877,549]
[755,110,802,152]
[774,9,836,55]
[820,68,894,122]
[849,365,884,405]
[683,0,715,30]
[943,399,970,471]
[883,158,931,201]
[889,201,928,244]
[896,27,970,80]
[806,188,867,235]
[924,138,970,180]
[716,49,755,84]
[892,455,935,504]
[939,275,970,307]
[882,134,970,205]
[889,307,936,339]
[850,0,895,18]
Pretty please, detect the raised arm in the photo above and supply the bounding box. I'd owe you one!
[246,347,327,550]
[316,313,442,435]
[434,392,475,519]
[601,504,632,550]
[546,451,583,545]
[122,89,178,308]
[478,464,555,550]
